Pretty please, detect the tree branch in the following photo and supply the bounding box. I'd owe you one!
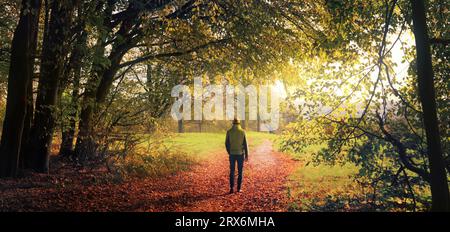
[118,38,230,68]
[375,112,431,182]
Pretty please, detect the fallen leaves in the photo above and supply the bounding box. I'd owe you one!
[0,140,297,212]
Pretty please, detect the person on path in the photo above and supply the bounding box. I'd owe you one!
[225,118,249,194]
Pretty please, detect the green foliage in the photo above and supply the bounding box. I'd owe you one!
[281,116,433,211]
[277,0,450,211]
[0,0,447,211]
[0,1,19,80]
[0,1,20,128]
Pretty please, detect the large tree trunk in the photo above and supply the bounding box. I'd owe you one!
[72,34,107,161]
[74,55,124,160]
[74,93,96,161]
[0,0,41,177]
[410,0,450,211]
[74,12,138,160]
[27,0,75,173]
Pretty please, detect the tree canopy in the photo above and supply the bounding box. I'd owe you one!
[0,0,448,211]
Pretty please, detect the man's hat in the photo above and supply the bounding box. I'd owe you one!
[233,118,240,124]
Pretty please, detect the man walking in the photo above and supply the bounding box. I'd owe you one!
[225,118,249,194]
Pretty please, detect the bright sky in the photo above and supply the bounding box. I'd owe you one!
[273,28,416,117]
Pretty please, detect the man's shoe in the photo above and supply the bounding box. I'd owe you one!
[237,189,242,193]
[229,189,234,194]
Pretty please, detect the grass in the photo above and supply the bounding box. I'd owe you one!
[282,143,360,211]
[164,131,277,159]
[288,163,358,197]
[247,131,278,147]
[165,132,225,158]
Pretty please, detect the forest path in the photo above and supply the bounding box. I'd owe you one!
[0,140,297,212]
[140,139,297,212]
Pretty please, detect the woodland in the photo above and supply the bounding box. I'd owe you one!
[0,0,448,212]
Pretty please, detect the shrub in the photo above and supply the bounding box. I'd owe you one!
[106,132,197,179]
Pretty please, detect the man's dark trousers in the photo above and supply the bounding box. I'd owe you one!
[229,154,244,190]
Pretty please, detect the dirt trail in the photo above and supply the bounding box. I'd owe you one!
[143,139,297,212]
[0,140,296,212]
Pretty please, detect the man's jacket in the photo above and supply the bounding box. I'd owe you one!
[225,124,249,157]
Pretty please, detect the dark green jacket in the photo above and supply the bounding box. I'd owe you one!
[225,125,249,157]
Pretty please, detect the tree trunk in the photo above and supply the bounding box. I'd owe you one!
[72,34,107,161]
[74,59,122,160]
[60,27,87,157]
[27,0,75,172]
[0,0,41,177]
[410,0,450,211]
[59,68,81,157]
[19,78,35,169]
[74,14,138,160]
[257,114,261,132]
[74,94,96,161]
[178,120,184,133]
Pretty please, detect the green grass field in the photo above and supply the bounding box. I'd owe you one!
[165,131,277,159]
